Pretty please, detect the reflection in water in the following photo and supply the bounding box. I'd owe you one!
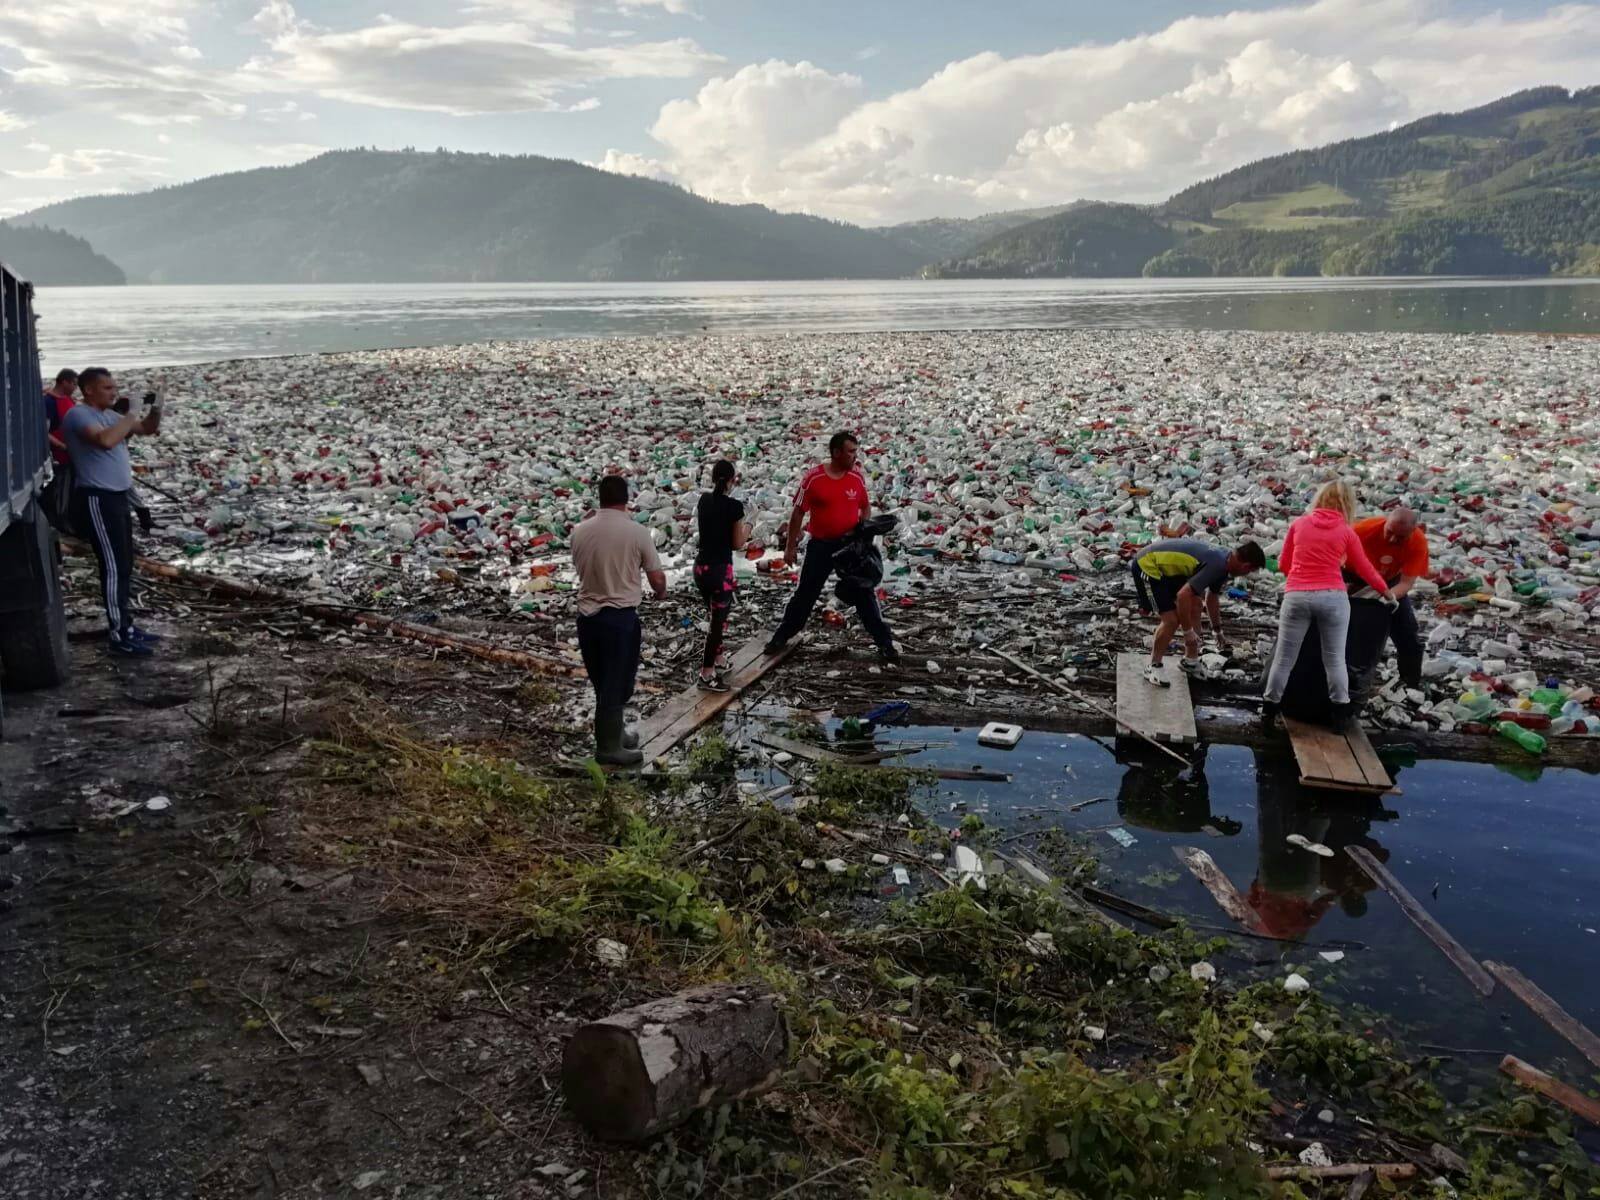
[1114,745,1242,837]
[1247,750,1398,939]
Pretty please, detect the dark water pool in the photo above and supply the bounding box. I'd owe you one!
[773,721,1600,1071]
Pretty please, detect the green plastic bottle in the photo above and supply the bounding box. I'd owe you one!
[1495,721,1547,755]
[1530,688,1565,706]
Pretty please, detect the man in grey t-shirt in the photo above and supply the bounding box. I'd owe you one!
[63,367,162,656]
[1130,536,1265,685]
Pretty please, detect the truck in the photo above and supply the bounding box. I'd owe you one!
[0,258,70,730]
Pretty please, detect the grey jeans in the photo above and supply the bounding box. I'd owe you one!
[1264,589,1351,704]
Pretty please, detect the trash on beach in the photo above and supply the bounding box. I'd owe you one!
[1106,827,1138,848]
[953,844,987,891]
[1284,973,1312,994]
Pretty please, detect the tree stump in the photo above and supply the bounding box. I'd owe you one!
[561,984,788,1142]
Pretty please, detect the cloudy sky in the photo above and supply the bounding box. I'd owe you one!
[2,0,1597,224]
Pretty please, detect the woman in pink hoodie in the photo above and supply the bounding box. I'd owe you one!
[1263,480,1396,729]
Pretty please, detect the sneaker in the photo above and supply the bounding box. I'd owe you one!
[108,637,154,658]
[697,672,729,692]
[877,644,902,666]
[1142,665,1170,688]
[126,626,164,643]
[1179,657,1203,675]
[1260,700,1280,731]
[762,639,788,657]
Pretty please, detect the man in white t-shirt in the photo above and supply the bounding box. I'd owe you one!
[570,474,666,766]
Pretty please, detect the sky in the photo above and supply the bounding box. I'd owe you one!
[2,0,1598,225]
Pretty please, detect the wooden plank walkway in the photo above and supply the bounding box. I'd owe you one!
[1283,717,1395,794]
[634,636,802,764]
[1114,653,1197,744]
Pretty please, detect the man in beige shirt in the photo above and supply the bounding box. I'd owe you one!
[570,474,666,766]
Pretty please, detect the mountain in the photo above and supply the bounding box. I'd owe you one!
[14,150,922,284]
[877,204,1084,263]
[0,221,125,286]
[923,204,1176,279]
[926,86,1600,279]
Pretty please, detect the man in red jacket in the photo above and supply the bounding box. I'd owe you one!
[763,431,899,663]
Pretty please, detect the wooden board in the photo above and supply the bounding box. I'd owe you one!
[1283,717,1394,794]
[1484,961,1600,1070]
[635,636,803,763]
[1114,653,1197,744]
[1174,846,1267,932]
[1346,846,1496,997]
[1501,1055,1600,1126]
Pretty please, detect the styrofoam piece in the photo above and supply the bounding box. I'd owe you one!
[977,721,1024,748]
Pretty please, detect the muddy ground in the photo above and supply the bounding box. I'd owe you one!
[0,570,654,1200]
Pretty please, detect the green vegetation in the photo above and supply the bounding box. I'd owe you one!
[16,149,921,284]
[302,693,1600,1199]
[878,203,1085,262]
[923,203,1176,278]
[0,220,124,285]
[929,85,1600,279]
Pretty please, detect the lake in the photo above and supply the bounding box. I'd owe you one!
[35,276,1600,370]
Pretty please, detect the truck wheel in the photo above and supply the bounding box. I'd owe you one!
[0,510,70,690]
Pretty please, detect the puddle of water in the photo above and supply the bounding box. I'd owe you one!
[746,717,1600,1068]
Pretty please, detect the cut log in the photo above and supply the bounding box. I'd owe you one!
[1499,1055,1600,1127]
[562,984,788,1142]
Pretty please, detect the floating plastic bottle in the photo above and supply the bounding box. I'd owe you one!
[1495,721,1547,755]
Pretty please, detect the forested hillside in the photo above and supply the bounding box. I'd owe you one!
[15,150,921,284]
[0,221,125,286]
[929,86,1600,279]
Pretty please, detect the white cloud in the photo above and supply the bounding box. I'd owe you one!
[254,141,325,160]
[0,110,31,132]
[239,3,721,115]
[639,0,1600,223]
[5,147,168,181]
[590,147,679,181]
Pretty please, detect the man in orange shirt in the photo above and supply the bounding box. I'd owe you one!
[1347,506,1429,688]
[763,431,899,663]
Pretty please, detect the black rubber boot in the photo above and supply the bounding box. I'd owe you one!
[594,709,642,767]
[1260,700,1280,731]
[1330,702,1359,732]
[621,724,640,750]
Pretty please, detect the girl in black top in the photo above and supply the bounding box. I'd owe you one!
[694,460,748,690]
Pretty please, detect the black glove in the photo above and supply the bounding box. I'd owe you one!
[135,505,154,535]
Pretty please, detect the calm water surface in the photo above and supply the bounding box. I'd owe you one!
[36,277,1600,369]
[771,720,1600,1073]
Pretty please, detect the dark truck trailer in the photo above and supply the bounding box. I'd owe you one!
[0,259,70,728]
